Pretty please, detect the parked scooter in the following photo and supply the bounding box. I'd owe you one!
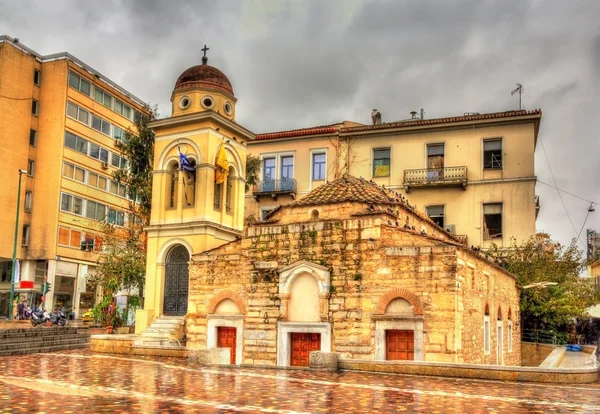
[30,308,51,327]
[49,309,69,326]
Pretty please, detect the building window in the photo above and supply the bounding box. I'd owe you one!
[507,320,513,352]
[312,153,326,181]
[92,115,112,136]
[29,129,37,146]
[114,99,132,119]
[261,208,274,221]
[62,162,85,183]
[109,180,127,198]
[66,102,89,125]
[90,144,109,163]
[21,225,30,247]
[88,172,108,191]
[24,191,33,212]
[64,131,88,154]
[225,172,233,214]
[426,205,444,228]
[263,157,276,181]
[68,71,91,96]
[427,143,444,169]
[107,208,125,226]
[85,200,106,221]
[110,152,127,169]
[31,100,39,116]
[113,126,124,141]
[483,203,502,240]
[33,69,41,86]
[483,139,502,169]
[94,87,113,109]
[27,160,34,177]
[60,193,83,216]
[484,315,491,355]
[373,148,390,177]
[281,155,294,179]
[214,182,222,210]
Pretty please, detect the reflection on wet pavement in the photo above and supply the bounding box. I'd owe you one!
[0,349,599,413]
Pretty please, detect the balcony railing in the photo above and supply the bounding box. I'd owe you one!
[403,166,467,192]
[253,178,297,201]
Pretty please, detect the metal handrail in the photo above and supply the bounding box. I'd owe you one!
[404,166,467,184]
[253,178,297,194]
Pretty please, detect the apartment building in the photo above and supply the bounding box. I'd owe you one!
[0,36,148,318]
[246,109,542,249]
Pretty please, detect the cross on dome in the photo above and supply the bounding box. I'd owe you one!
[201,44,210,65]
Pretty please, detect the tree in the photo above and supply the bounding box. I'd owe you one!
[87,106,157,326]
[486,233,600,333]
[245,154,262,192]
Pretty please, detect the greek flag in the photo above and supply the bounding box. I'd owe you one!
[178,146,196,173]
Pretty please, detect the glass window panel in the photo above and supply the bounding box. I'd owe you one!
[118,184,126,198]
[85,201,96,219]
[92,115,102,131]
[483,203,502,214]
[103,94,112,108]
[75,137,88,154]
[117,211,125,226]
[61,194,71,212]
[484,140,502,151]
[123,105,131,119]
[78,108,89,124]
[110,181,118,194]
[114,100,123,115]
[94,88,103,103]
[80,79,91,95]
[62,162,74,178]
[88,173,98,187]
[29,130,36,146]
[70,230,82,247]
[426,205,444,216]
[68,72,79,89]
[113,126,123,140]
[98,176,107,190]
[74,167,85,182]
[427,144,444,156]
[90,144,100,159]
[64,132,76,149]
[66,102,78,119]
[100,149,109,162]
[58,227,70,245]
[96,204,106,220]
[101,120,110,135]
[73,197,83,215]
[108,209,116,224]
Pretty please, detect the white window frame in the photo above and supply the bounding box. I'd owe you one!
[507,320,513,352]
[483,315,491,355]
[483,137,503,170]
[27,160,34,177]
[497,321,504,365]
[309,148,327,188]
[21,224,30,247]
[24,191,33,212]
[372,147,391,178]
[260,151,296,181]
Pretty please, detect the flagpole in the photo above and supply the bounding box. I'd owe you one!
[9,169,26,321]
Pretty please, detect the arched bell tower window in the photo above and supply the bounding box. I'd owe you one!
[214,181,222,210]
[183,159,196,207]
[225,166,234,214]
[167,161,179,209]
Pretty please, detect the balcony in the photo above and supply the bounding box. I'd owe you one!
[403,166,468,192]
[535,195,540,219]
[253,178,297,201]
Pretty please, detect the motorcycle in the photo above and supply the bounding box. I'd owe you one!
[49,309,69,326]
[30,309,52,327]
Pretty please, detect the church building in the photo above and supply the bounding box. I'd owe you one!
[137,50,521,367]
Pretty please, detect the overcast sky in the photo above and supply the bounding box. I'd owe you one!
[1,0,599,253]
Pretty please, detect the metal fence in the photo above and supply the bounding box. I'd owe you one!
[521,329,557,344]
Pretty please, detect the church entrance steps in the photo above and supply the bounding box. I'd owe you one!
[134,315,185,348]
[0,327,91,356]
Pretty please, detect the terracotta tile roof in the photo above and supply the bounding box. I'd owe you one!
[289,175,408,207]
[255,123,342,141]
[340,109,542,133]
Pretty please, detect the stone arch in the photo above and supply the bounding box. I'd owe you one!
[207,290,246,314]
[374,288,423,315]
[157,139,202,170]
[158,238,193,263]
[311,209,319,221]
[497,306,503,320]
[279,260,330,295]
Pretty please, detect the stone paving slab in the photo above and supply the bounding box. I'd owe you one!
[0,349,599,413]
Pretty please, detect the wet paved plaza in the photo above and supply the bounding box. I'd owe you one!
[0,350,599,413]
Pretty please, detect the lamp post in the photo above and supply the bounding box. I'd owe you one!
[8,169,27,321]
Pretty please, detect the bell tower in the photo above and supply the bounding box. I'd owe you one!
[136,46,255,332]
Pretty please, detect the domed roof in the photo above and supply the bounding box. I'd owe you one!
[174,63,234,96]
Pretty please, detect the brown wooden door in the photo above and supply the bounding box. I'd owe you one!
[386,330,414,361]
[290,333,321,367]
[217,327,236,364]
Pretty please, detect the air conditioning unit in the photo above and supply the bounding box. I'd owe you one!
[445,224,456,234]
[101,161,109,169]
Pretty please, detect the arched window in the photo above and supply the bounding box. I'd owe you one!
[167,161,179,208]
[183,159,196,207]
[225,166,235,214]
[311,209,319,221]
[214,181,222,210]
[497,306,503,321]
[483,302,491,355]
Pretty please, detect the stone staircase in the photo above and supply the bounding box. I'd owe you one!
[0,327,91,356]
[133,316,186,349]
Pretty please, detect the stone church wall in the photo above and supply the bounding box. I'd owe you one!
[187,213,520,366]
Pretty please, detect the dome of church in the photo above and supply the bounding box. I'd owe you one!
[174,63,234,97]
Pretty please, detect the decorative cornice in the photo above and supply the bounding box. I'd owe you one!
[149,111,255,141]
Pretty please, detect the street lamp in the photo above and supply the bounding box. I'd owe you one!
[8,169,27,321]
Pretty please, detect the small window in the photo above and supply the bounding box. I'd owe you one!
[24,191,32,212]
[68,71,91,95]
[483,203,502,240]
[86,200,106,221]
[373,148,390,177]
[27,160,34,177]
[201,96,215,109]
[94,87,113,109]
[92,115,111,136]
[214,182,222,210]
[224,101,233,115]
[31,100,39,116]
[427,144,444,169]
[263,158,276,181]
[29,129,37,146]
[58,227,70,246]
[508,321,513,352]
[281,156,294,179]
[484,139,502,169]
[113,126,124,141]
[33,69,41,86]
[70,229,82,248]
[107,208,125,226]
[484,315,491,355]
[261,209,274,221]
[426,205,444,228]
[179,96,191,109]
[312,153,326,181]
[21,225,30,246]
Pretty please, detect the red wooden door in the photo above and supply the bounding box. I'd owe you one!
[217,327,236,364]
[386,330,414,361]
[290,333,321,367]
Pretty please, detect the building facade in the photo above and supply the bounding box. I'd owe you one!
[246,110,542,251]
[189,176,521,366]
[0,35,148,318]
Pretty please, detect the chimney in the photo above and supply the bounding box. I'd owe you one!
[371,109,382,125]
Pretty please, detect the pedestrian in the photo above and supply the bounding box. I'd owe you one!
[17,300,25,320]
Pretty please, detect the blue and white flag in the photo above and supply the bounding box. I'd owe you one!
[178,146,196,173]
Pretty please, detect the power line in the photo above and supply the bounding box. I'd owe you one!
[538,134,583,248]
[536,180,599,205]
[575,208,592,244]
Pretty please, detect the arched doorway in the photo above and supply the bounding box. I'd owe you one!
[163,244,189,316]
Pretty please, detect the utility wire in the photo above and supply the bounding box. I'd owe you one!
[536,180,599,205]
[575,208,592,245]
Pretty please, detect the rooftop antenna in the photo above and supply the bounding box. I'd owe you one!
[511,83,523,110]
